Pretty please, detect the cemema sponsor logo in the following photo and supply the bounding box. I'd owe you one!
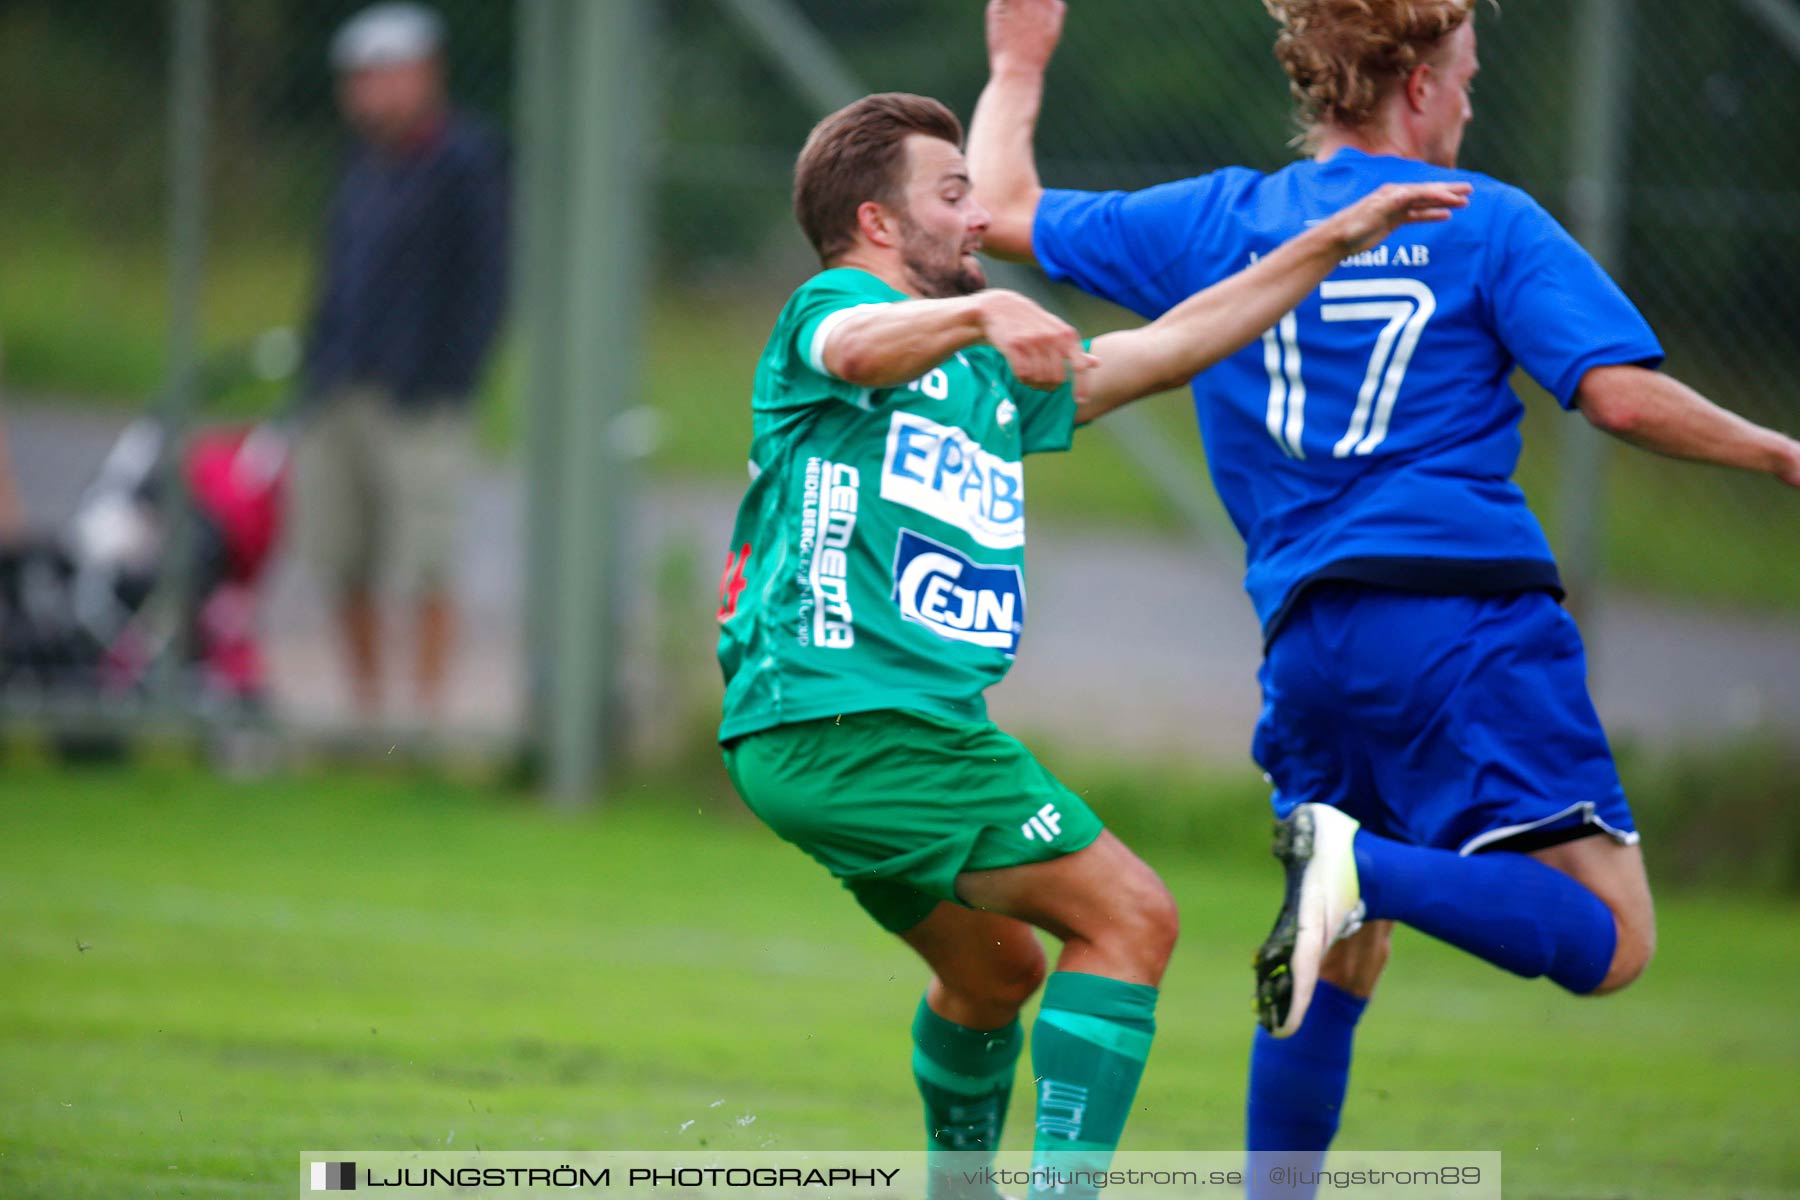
[882,412,1024,549]
[798,458,858,649]
[891,529,1025,657]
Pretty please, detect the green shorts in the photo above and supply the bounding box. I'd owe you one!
[722,709,1104,934]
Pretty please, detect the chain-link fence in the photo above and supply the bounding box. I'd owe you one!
[2,1,1795,775]
[660,0,1800,600]
[0,0,521,758]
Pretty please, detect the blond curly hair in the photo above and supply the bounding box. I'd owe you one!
[1262,0,1484,146]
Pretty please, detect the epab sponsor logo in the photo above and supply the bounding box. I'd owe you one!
[891,530,1024,657]
[881,412,1024,549]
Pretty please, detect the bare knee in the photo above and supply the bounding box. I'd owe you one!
[955,832,1178,986]
[1054,868,1179,984]
[1589,912,1655,996]
[982,936,1051,1009]
[1098,871,1180,981]
[1319,920,1394,998]
[933,934,1049,1022]
[1132,876,1182,972]
[1531,838,1656,997]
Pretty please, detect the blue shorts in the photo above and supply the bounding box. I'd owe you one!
[1253,584,1638,855]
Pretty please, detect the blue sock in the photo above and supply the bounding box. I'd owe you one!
[1244,981,1364,1200]
[1353,833,1616,993]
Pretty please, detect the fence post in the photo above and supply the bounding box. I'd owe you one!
[517,0,569,779]
[165,0,209,432]
[155,0,211,713]
[1560,0,1634,631]
[520,0,651,806]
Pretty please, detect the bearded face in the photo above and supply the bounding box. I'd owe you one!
[899,209,989,298]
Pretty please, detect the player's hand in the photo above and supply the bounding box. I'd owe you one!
[987,0,1067,77]
[1322,182,1473,256]
[976,289,1095,391]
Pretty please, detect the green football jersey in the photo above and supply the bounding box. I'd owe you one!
[716,267,1078,741]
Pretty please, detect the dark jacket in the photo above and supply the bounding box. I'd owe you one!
[303,112,509,408]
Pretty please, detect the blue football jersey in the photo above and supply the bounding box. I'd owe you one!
[1034,148,1664,637]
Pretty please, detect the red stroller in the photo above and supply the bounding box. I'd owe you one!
[0,331,297,739]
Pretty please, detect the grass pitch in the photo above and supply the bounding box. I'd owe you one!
[1,762,1796,1198]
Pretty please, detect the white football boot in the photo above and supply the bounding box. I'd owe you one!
[1254,803,1367,1038]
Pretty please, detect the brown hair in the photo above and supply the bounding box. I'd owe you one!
[1263,0,1483,145]
[793,92,964,263]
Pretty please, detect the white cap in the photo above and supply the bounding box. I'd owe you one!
[330,3,445,72]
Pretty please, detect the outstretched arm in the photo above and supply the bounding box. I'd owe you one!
[968,0,1067,262]
[1577,366,1800,486]
[820,290,1093,393]
[1074,183,1472,422]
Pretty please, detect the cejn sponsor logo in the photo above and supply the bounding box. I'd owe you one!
[891,529,1024,657]
[797,457,859,650]
[882,411,1024,549]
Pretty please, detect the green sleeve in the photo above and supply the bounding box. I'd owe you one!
[782,268,905,406]
[1009,340,1087,456]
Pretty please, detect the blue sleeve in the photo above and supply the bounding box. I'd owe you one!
[1486,192,1664,409]
[1032,176,1226,320]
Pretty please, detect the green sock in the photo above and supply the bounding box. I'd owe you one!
[1029,972,1159,1199]
[913,997,1023,1199]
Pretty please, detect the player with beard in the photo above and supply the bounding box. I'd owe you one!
[715,92,1465,1198]
[966,2,1800,1193]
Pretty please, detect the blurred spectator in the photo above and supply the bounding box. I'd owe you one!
[292,2,508,723]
